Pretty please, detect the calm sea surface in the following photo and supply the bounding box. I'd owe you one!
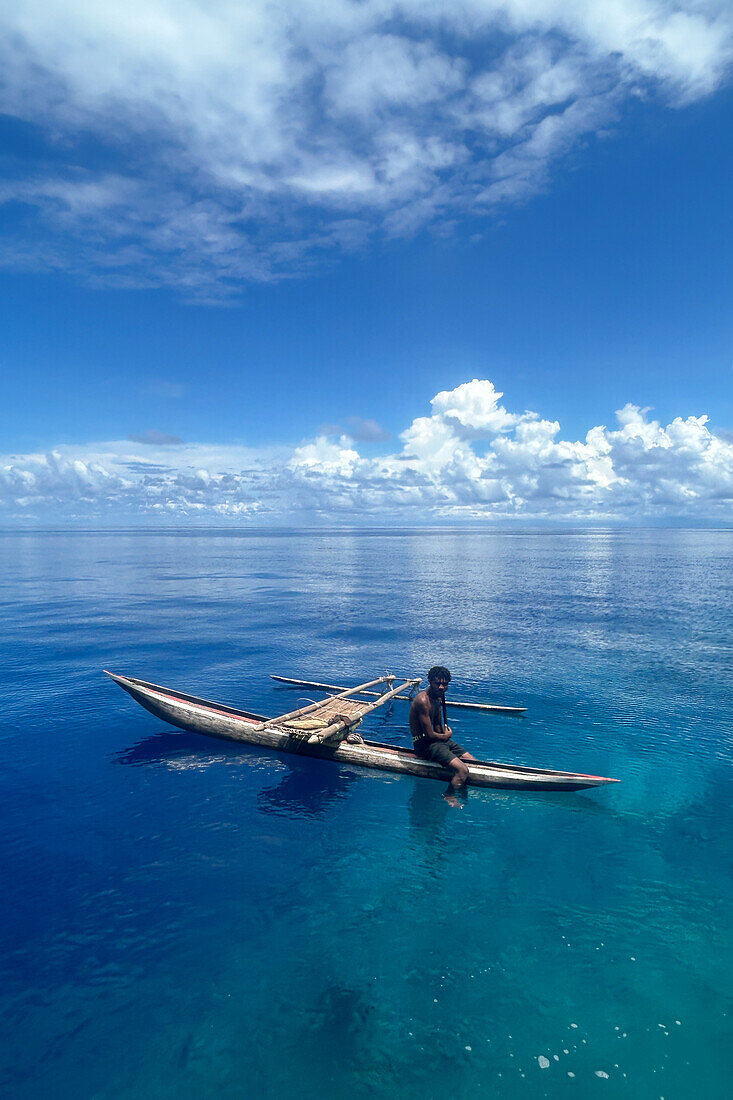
[1,529,731,1099]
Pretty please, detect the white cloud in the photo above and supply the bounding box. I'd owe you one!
[430,378,522,434]
[2,380,732,522]
[325,33,467,119]
[290,436,361,477]
[0,1,731,293]
[400,416,464,471]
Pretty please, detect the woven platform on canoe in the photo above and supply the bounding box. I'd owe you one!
[278,695,371,731]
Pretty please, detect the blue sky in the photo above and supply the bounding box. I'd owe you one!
[1,1,732,524]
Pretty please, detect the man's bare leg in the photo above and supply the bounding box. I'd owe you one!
[444,756,471,808]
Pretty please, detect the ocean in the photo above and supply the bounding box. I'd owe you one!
[1,528,731,1099]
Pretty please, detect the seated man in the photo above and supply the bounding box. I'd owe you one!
[409,666,476,806]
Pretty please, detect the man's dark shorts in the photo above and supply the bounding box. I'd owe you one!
[414,739,467,767]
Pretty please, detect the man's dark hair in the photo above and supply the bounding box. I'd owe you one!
[427,665,451,684]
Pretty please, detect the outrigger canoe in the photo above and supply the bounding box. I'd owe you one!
[105,671,618,792]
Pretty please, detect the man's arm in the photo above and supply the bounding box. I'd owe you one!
[413,695,451,741]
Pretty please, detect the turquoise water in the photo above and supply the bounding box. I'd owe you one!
[1,529,731,1099]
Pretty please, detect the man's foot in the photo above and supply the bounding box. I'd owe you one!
[443,791,463,809]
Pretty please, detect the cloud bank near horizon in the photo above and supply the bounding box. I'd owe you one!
[2,380,732,523]
[1,1,732,296]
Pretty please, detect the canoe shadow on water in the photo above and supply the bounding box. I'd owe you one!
[114,730,616,821]
[257,756,358,818]
[115,728,360,817]
[116,728,249,767]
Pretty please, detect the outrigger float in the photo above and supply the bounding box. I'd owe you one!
[105,671,618,792]
[270,674,527,714]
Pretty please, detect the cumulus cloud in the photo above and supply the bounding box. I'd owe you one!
[2,380,732,523]
[0,1,731,294]
[430,379,522,434]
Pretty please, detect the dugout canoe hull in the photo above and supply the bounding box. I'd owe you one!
[104,671,618,792]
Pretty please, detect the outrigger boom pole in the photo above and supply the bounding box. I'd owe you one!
[300,677,422,745]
